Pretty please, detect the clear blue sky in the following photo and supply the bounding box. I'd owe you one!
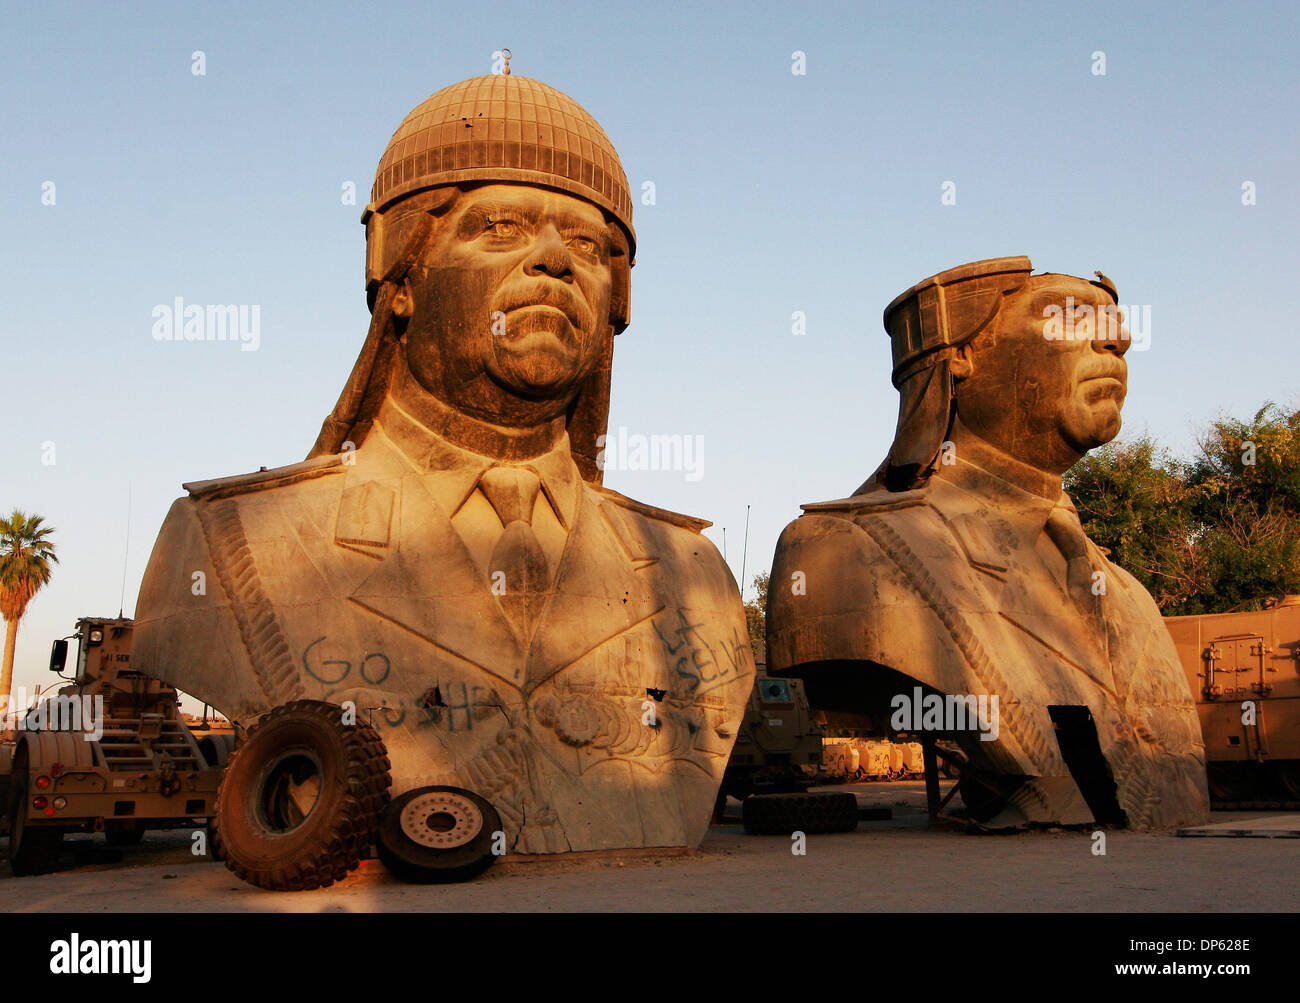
[3,0,1298,701]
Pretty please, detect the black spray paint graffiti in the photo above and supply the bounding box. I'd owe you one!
[299,638,505,732]
[418,681,505,732]
[302,636,400,725]
[652,611,749,693]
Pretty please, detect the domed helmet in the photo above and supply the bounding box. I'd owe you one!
[311,72,636,484]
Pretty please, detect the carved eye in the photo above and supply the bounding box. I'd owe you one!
[567,235,598,257]
[486,219,520,238]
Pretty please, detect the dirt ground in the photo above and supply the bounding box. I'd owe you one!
[2,781,1296,913]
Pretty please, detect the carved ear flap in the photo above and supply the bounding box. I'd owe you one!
[878,356,957,492]
[607,219,631,334]
[309,209,437,459]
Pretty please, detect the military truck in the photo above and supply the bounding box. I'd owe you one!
[718,669,824,803]
[1165,597,1300,803]
[1,616,234,875]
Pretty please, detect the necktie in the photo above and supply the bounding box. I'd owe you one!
[478,466,550,641]
[1043,506,1103,623]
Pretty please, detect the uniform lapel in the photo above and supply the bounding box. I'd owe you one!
[935,475,1117,695]
[997,522,1116,694]
[522,492,663,692]
[349,471,529,688]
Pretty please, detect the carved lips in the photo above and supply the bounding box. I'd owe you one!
[495,281,590,336]
[1076,358,1127,398]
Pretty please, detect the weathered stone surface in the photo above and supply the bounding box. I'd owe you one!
[768,256,1208,829]
[134,74,754,854]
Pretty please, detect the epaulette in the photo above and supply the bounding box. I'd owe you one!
[183,454,345,501]
[800,486,929,515]
[593,485,711,534]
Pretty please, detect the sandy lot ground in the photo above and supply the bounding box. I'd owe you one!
[3,781,1296,912]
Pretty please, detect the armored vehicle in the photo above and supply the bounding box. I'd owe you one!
[1165,598,1300,802]
[2,616,233,875]
[819,738,926,781]
[820,739,859,779]
[718,670,823,802]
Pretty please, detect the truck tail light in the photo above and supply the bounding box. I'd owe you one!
[32,796,48,810]
[35,775,51,789]
[52,797,67,810]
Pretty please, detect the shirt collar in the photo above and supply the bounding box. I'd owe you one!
[935,425,1076,548]
[374,392,582,530]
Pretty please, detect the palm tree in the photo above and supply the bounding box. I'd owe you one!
[0,510,59,718]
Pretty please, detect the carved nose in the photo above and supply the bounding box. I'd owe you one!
[524,226,573,283]
[1090,304,1129,357]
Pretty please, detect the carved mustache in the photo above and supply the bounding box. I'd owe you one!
[495,282,591,331]
[1078,358,1128,384]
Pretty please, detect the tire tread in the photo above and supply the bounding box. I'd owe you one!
[214,700,391,891]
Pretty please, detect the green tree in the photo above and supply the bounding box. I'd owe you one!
[0,510,59,716]
[743,571,769,663]
[1182,402,1300,613]
[1065,436,1203,612]
[1066,402,1300,615]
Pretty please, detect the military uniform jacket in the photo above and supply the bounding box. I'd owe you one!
[767,452,1208,828]
[133,395,754,853]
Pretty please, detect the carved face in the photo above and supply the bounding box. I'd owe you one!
[400,184,614,426]
[954,276,1130,474]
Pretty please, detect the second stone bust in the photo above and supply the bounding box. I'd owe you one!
[767,256,1208,831]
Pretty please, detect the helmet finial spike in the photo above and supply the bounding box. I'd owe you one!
[502,48,511,75]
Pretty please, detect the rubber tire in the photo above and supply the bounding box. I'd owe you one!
[207,819,224,861]
[213,700,391,891]
[1207,763,1257,802]
[104,821,147,846]
[1273,761,1300,801]
[198,734,238,770]
[7,747,64,876]
[378,786,503,884]
[742,792,859,835]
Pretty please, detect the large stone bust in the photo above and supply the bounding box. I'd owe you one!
[133,74,754,854]
[767,256,1208,829]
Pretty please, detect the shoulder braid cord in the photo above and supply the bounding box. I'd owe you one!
[856,512,1060,778]
[188,214,435,710]
[861,511,1160,826]
[196,499,305,708]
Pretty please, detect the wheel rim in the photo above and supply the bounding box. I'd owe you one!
[255,750,323,833]
[399,792,483,850]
